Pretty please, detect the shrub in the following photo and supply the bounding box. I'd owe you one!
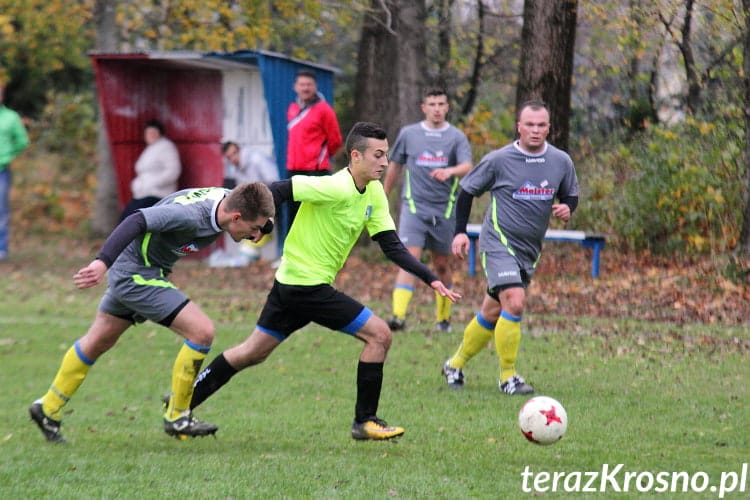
[574,110,743,256]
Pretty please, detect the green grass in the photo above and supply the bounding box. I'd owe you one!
[0,257,748,499]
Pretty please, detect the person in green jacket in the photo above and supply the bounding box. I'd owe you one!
[0,82,30,260]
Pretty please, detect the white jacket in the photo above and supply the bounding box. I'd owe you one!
[131,137,181,199]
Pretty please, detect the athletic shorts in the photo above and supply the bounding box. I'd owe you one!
[98,274,189,326]
[481,249,533,299]
[256,280,372,341]
[397,208,452,254]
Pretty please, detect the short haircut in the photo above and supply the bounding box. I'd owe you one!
[224,182,275,220]
[423,87,448,100]
[295,69,317,82]
[221,141,239,154]
[517,100,548,120]
[345,122,387,156]
[144,119,165,135]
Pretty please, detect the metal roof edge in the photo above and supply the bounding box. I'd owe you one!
[89,49,340,74]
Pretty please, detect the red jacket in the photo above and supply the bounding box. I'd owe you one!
[286,97,342,172]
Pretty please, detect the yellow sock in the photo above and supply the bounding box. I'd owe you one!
[435,290,452,322]
[42,341,95,420]
[166,340,210,420]
[495,310,522,382]
[392,285,413,320]
[448,313,495,369]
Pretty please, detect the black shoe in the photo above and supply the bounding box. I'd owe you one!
[163,412,218,440]
[387,317,406,331]
[435,320,452,333]
[499,375,534,395]
[29,400,66,443]
[441,360,465,388]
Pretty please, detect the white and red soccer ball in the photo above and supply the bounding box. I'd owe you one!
[518,396,568,445]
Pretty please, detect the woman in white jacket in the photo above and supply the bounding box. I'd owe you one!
[120,119,181,221]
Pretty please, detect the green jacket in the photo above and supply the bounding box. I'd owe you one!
[0,105,29,168]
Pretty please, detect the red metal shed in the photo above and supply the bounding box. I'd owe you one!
[90,50,337,212]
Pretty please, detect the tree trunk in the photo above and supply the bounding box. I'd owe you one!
[353,0,426,142]
[436,0,452,90]
[91,0,120,237]
[739,0,750,255]
[515,0,578,151]
[460,0,486,119]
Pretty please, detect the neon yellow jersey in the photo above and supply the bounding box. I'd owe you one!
[276,169,395,286]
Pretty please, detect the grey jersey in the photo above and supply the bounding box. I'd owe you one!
[390,121,472,218]
[108,187,227,282]
[460,141,579,262]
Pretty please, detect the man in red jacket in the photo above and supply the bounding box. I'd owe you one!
[285,69,342,230]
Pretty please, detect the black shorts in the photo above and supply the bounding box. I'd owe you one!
[257,280,372,341]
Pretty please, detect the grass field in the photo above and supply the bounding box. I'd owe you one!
[1,240,748,499]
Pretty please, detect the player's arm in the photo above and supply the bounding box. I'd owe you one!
[430,160,473,182]
[373,230,437,285]
[372,230,460,302]
[73,212,148,289]
[552,194,578,222]
[269,179,293,209]
[451,189,474,259]
[383,161,403,195]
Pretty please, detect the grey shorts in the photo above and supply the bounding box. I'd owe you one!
[481,249,534,296]
[98,274,189,326]
[397,208,452,254]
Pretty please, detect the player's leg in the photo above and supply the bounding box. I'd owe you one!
[189,280,293,410]
[165,301,215,426]
[442,294,500,388]
[30,311,130,443]
[431,251,453,332]
[389,247,420,330]
[495,286,534,395]
[427,217,455,332]
[388,211,426,331]
[351,314,404,440]
[190,328,282,410]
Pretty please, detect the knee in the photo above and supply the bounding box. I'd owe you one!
[502,298,525,317]
[190,320,215,347]
[375,323,393,351]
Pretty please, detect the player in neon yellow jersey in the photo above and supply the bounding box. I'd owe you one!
[188,122,460,440]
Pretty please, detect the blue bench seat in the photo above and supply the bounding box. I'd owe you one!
[465,223,606,278]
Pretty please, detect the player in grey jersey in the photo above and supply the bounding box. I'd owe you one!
[383,87,472,333]
[29,183,274,443]
[442,100,579,395]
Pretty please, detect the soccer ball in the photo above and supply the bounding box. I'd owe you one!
[518,396,568,445]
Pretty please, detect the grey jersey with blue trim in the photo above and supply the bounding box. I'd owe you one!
[390,121,472,218]
[460,141,579,262]
[108,187,227,281]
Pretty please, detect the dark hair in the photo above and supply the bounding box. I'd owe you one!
[517,100,548,120]
[295,69,317,82]
[221,141,239,154]
[423,87,448,100]
[345,122,387,156]
[225,182,275,220]
[144,118,165,135]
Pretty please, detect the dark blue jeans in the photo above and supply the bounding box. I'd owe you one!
[0,167,11,256]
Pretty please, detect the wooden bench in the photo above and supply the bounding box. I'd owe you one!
[465,223,606,278]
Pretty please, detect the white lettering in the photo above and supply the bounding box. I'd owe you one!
[563,471,581,492]
[582,471,598,492]
[600,463,623,492]
[533,471,550,492]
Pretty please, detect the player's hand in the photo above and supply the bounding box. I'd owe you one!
[430,281,461,303]
[451,233,469,259]
[429,168,452,182]
[552,203,571,222]
[73,259,108,289]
